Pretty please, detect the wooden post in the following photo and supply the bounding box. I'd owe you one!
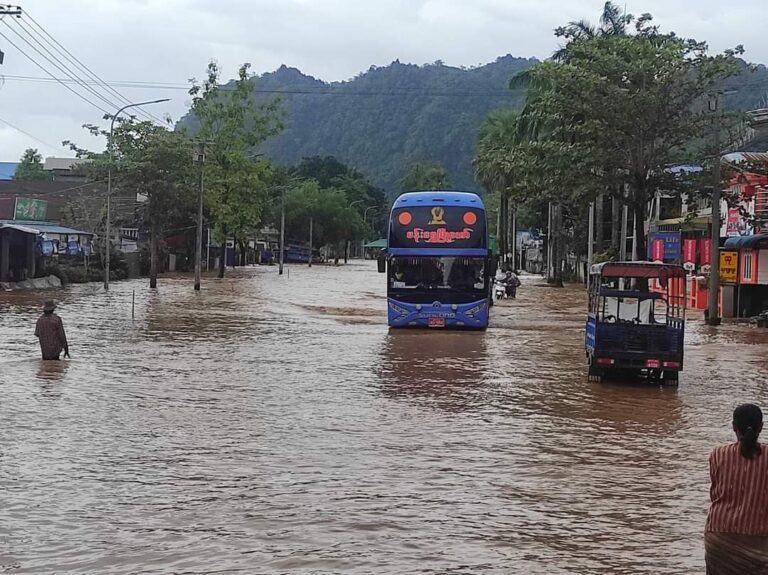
[0,230,9,283]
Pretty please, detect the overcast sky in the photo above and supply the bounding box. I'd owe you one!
[1,0,766,161]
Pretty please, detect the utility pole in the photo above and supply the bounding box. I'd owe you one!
[587,201,595,272]
[0,5,22,65]
[103,98,170,290]
[707,91,723,326]
[308,215,313,268]
[279,187,286,275]
[194,142,205,291]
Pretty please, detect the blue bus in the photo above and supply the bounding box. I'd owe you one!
[378,191,493,329]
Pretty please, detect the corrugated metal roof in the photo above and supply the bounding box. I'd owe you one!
[0,162,18,181]
[0,222,39,234]
[364,238,387,248]
[43,157,86,171]
[0,220,94,236]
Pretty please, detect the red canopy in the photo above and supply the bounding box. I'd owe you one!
[590,261,686,279]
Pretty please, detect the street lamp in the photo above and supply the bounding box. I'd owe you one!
[345,200,364,260]
[707,91,723,326]
[363,206,377,261]
[103,98,170,290]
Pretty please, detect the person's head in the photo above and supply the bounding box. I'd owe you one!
[43,300,56,315]
[733,403,763,459]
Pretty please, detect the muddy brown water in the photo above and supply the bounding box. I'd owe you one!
[2,262,768,574]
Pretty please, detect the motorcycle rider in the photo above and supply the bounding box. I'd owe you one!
[505,269,521,298]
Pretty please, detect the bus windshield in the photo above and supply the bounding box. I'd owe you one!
[388,256,487,303]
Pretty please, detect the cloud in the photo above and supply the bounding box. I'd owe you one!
[0,0,765,161]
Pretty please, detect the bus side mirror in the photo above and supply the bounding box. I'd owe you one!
[377,253,386,274]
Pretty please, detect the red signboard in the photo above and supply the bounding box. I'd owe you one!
[651,239,664,262]
[700,239,712,266]
[682,239,697,264]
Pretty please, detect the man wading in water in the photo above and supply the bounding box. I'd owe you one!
[35,300,69,360]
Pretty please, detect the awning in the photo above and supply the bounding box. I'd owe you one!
[724,234,768,249]
[0,222,40,235]
[590,261,687,279]
[0,220,94,236]
[364,238,387,249]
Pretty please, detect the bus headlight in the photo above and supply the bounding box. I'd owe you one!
[389,302,410,315]
[465,303,485,316]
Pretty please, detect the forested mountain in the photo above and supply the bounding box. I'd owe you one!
[179,56,768,197]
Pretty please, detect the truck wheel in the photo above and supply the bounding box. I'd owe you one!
[663,371,679,387]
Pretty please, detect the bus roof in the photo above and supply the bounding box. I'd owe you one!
[392,191,484,210]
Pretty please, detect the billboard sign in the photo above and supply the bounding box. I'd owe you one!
[719,250,739,284]
[647,232,681,261]
[13,197,48,221]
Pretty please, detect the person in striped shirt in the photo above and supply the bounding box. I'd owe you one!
[705,403,768,574]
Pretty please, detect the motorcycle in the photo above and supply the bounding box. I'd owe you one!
[493,279,507,300]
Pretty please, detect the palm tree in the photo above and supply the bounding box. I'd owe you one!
[474,109,524,266]
[552,2,632,61]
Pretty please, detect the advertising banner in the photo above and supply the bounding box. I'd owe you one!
[13,197,48,221]
[651,239,664,262]
[682,239,697,264]
[647,231,681,261]
[719,250,739,284]
[700,239,712,266]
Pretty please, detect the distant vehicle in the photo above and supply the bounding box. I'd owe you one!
[378,191,493,329]
[586,261,686,385]
[283,242,312,263]
[493,279,507,300]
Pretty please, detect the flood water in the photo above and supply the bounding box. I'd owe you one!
[2,261,768,574]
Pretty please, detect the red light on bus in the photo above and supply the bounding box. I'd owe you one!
[645,359,661,369]
[398,211,412,225]
[463,211,477,225]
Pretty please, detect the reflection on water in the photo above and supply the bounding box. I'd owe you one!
[379,331,487,411]
[35,359,70,383]
[2,264,768,574]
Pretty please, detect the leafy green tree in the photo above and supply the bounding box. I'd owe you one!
[65,119,195,287]
[498,10,743,281]
[399,162,450,192]
[14,148,49,181]
[188,61,283,277]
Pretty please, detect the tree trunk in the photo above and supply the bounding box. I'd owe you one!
[552,203,564,287]
[218,227,226,279]
[499,192,508,267]
[611,194,621,253]
[149,218,159,289]
[595,193,604,251]
[633,202,649,290]
[344,240,349,264]
[238,239,247,267]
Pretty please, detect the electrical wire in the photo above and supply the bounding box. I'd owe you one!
[20,11,166,125]
[0,23,110,115]
[0,115,61,152]
[12,16,155,123]
[1,18,126,114]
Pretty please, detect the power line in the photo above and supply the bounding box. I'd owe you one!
[12,16,154,122]
[0,114,60,152]
[0,23,110,115]
[0,73,523,97]
[20,10,165,125]
[0,18,126,113]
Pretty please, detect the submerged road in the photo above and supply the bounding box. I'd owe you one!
[2,262,768,574]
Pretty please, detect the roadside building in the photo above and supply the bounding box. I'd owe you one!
[0,162,18,181]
